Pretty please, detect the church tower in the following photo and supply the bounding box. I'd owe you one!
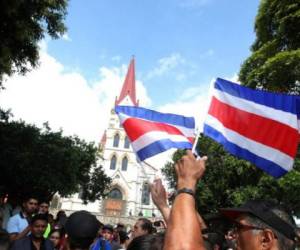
[59,59,160,225]
[98,58,159,224]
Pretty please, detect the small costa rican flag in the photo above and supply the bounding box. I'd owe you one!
[204,78,300,178]
[115,105,195,161]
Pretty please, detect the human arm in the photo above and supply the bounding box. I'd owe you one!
[163,150,207,250]
[6,215,31,241]
[150,178,171,224]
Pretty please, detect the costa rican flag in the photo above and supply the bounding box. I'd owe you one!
[115,105,195,161]
[204,78,300,178]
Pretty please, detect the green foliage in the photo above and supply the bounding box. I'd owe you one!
[0,0,68,86]
[162,136,300,215]
[0,117,111,204]
[239,0,300,92]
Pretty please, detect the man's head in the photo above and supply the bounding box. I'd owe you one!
[102,224,113,241]
[30,214,48,239]
[132,218,153,238]
[221,200,298,250]
[65,211,100,250]
[22,197,38,215]
[38,201,49,215]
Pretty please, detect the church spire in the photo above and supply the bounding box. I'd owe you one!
[115,57,138,106]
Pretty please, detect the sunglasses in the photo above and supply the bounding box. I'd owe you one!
[232,221,264,233]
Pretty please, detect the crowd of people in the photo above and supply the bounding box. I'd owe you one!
[0,150,299,250]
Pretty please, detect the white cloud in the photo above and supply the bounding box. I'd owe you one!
[61,33,72,41]
[147,53,185,79]
[0,47,151,144]
[158,79,216,133]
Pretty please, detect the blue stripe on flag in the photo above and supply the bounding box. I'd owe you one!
[115,105,195,129]
[137,139,193,161]
[215,78,298,115]
[203,124,288,178]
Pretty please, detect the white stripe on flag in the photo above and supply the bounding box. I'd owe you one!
[213,88,299,130]
[118,113,195,138]
[205,114,294,171]
[131,131,191,152]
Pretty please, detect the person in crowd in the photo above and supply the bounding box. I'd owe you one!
[10,214,53,250]
[100,224,121,250]
[53,211,67,230]
[0,229,10,250]
[65,210,100,250]
[220,200,298,250]
[48,229,63,250]
[117,230,128,250]
[163,150,207,250]
[132,218,154,238]
[127,233,164,250]
[6,197,38,241]
[38,201,51,238]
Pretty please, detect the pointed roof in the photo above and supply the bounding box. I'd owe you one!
[115,58,138,106]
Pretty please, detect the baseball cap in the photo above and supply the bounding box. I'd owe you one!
[102,224,114,233]
[220,200,298,241]
[65,211,100,239]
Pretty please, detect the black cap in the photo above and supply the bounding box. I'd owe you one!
[220,200,297,241]
[65,211,100,239]
[102,224,114,233]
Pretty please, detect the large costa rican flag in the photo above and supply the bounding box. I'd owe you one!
[204,78,300,178]
[115,105,195,161]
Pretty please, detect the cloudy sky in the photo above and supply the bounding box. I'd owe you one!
[0,0,260,145]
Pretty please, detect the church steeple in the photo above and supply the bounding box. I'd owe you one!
[115,57,138,106]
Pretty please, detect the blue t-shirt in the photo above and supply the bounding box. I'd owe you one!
[6,213,28,234]
[91,238,112,250]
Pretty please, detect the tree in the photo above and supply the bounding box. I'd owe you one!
[163,0,300,216]
[162,137,300,216]
[0,0,68,87]
[0,117,111,204]
[239,0,300,93]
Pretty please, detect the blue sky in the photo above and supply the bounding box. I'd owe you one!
[0,0,261,143]
[48,0,259,106]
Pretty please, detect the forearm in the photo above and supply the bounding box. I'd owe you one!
[164,194,204,250]
[158,206,171,225]
[15,226,31,240]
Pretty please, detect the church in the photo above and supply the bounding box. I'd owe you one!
[58,59,161,225]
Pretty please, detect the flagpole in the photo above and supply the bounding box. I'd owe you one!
[192,128,201,157]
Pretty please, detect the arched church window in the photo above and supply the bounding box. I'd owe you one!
[122,157,128,171]
[113,134,120,147]
[110,155,117,170]
[124,136,130,149]
[108,188,123,200]
[141,183,150,205]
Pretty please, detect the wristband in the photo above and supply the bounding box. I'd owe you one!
[174,188,195,198]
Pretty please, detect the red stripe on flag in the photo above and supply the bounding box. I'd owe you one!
[209,97,298,158]
[122,117,190,142]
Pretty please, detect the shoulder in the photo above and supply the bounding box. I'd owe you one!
[11,237,30,249]
[44,239,54,249]
[8,213,20,222]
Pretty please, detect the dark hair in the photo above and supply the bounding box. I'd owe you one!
[31,213,48,224]
[23,196,38,203]
[39,201,50,205]
[127,233,164,250]
[0,229,10,250]
[138,218,154,234]
[68,237,94,250]
[118,230,128,244]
